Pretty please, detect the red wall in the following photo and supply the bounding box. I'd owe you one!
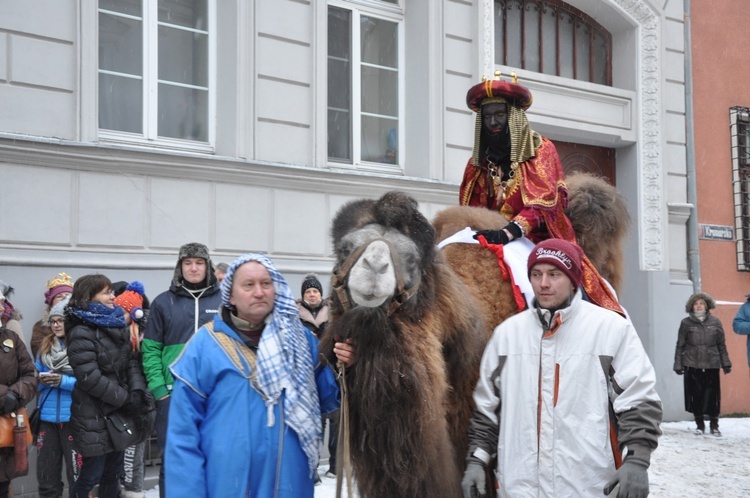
[691,0,750,414]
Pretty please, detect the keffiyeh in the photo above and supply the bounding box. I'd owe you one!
[221,253,322,476]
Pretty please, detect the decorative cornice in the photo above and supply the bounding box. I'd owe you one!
[480,0,493,77]
[614,0,664,271]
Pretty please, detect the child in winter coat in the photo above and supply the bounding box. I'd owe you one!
[35,296,80,498]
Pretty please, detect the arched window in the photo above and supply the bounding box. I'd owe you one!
[494,0,611,86]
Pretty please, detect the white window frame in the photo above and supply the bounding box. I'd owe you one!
[98,1,217,153]
[327,0,405,174]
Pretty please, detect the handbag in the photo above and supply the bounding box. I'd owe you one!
[103,410,141,452]
[29,389,52,444]
[0,408,33,447]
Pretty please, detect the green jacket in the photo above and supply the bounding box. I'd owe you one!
[141,283,221,399]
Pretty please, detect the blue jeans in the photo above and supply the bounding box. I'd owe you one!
[69,451,124,498]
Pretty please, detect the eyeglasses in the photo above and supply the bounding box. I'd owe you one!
[49,319,65,326]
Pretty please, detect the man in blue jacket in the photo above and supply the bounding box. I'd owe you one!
[166,253,353,497]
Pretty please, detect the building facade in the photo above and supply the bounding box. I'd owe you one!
[1,8,746,488]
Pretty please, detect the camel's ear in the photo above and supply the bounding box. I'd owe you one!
[331,198,377,247]
[375,191,436,264]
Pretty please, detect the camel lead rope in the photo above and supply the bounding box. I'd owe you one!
[335,361,354,498]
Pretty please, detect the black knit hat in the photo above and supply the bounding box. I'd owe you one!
[301,273,322,296]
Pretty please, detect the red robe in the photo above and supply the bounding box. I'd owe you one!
[459,138,624,317]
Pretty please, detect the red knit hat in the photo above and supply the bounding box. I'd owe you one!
[527,239,583,288]
[466,72,533,111]
[114,281,145,322]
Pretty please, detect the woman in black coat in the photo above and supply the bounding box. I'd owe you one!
[673,292,732,436]
[65,274,150,498]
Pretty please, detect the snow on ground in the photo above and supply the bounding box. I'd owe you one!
[144,417,750,498]
[649,417,750,498]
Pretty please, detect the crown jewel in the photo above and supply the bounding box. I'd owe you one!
[46,272,74,290]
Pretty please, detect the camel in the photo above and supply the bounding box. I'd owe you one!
[320,173,630,498]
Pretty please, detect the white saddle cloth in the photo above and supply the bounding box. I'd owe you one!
[437,227,535,309]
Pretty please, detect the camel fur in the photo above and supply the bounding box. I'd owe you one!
[321,191,486,498]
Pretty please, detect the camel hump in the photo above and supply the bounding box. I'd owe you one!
[565,172,630,293]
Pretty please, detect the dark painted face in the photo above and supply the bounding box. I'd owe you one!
[482,102,508,134]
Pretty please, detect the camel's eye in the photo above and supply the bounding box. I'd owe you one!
[402,252,417,270]
[338,241,352,260]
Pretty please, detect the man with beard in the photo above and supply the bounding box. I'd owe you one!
[459,71,623,316]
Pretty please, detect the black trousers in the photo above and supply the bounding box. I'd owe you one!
[37,421,80,498]
[323,410,339,471]
[683,367,721,426]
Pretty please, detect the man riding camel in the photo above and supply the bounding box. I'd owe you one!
[459,71,624,317]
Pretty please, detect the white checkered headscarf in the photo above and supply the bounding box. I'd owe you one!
[221,253,322,476]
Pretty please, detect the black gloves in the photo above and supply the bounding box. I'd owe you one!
[603,459,649,498]
[673,368,684,375]
[1,391,19,414]
[124,390,145,414]
[461,458,487,498]
[474,229,510,245]
[473,222,523,245]
[723,366,731,375]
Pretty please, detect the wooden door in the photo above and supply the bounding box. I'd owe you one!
[554,140,616,186]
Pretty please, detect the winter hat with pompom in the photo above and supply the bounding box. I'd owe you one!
[114,281,146,323]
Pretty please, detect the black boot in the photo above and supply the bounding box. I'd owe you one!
[694,414,705,435]
[710,417,721,437]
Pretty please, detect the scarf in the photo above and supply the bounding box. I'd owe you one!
[69,302,127,329]
[41,338,73,373]
[221,253,322,476]
[1,300,17,324]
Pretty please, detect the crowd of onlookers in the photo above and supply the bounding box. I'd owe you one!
[0,242,342,498]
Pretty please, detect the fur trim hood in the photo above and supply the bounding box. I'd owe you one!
[685,292,716,313]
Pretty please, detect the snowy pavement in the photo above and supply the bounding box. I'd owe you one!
[649,417,750,498]
[144,417,750,497]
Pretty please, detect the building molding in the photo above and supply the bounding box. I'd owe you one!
[480,0,664,271]
[616,0,664,271]
[0,135,456,203]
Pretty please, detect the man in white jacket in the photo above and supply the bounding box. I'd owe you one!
[461,238,662,498]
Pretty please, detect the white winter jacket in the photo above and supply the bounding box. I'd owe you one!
[469,291,662,498]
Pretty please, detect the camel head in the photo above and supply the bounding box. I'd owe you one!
[330,191,435,314]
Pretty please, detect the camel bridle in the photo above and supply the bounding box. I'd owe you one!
[330,236,421,317]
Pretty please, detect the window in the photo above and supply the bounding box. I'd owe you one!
[494,0,611,86]
[731,106,750,270]
[328,1,403,170]
[98,0,213,146]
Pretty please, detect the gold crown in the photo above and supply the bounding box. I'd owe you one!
[481,70,519,83]
[46,272,74,290]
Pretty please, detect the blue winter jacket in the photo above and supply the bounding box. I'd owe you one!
[34,356,76,423]
[166,313,340,498]
[732,300,750,366]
